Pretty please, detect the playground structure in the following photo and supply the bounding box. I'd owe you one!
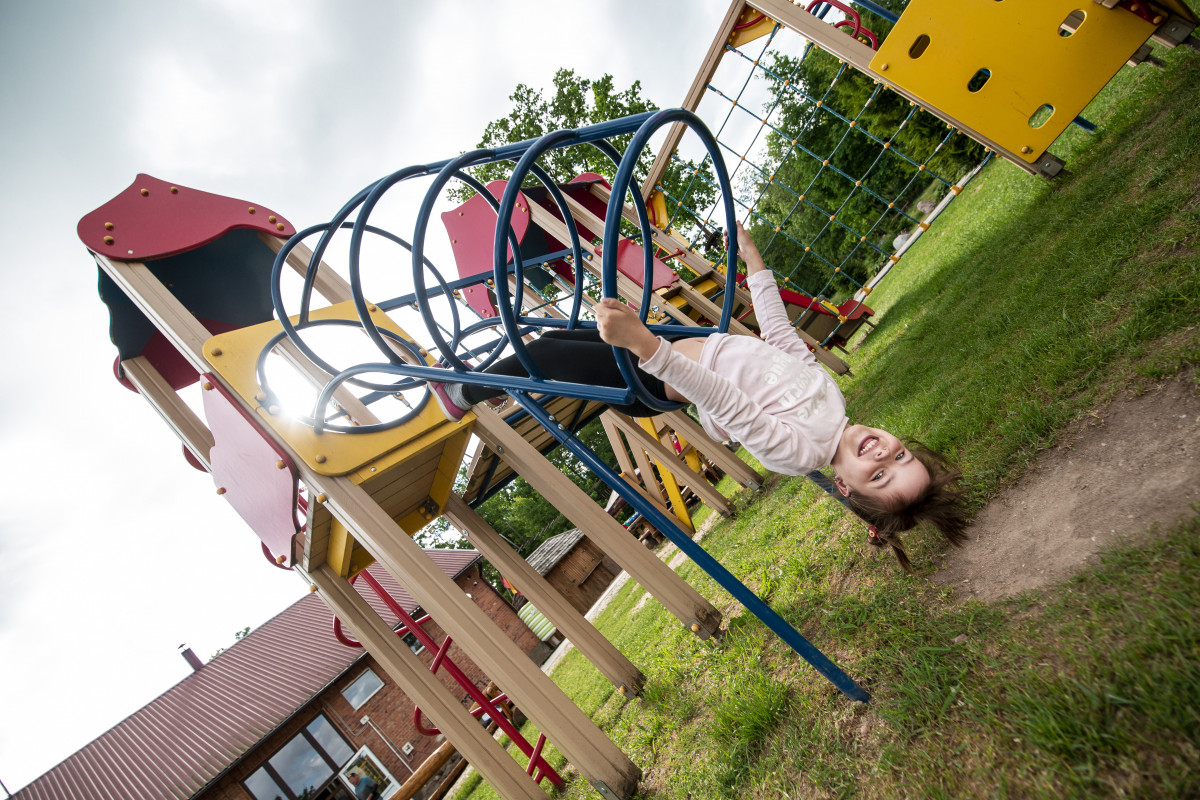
[81,3,1196,799]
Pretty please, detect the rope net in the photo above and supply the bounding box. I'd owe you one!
[654,11,988,325]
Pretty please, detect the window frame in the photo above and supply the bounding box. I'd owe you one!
[241,712,354,800]
[341,666,386,710]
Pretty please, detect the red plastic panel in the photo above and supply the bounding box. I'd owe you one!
[441,180,530,320]
[609,238,678,292]
[78,174,296,261]
[201,375,301,566]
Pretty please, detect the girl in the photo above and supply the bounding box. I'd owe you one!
[432,224,967,568]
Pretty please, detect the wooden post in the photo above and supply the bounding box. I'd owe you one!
[307,475,641,799]
[609,413,731,517]
[660,410,763,489]
[99,254,640,800]
[472,411,722,637]
[442,494,646,695]
[303,563,546,800]
[643,0,750,197]
[120,356,215,469]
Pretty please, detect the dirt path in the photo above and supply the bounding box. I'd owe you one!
[932,372,1200,601]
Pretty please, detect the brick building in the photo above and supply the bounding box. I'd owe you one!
[15,550,543,800]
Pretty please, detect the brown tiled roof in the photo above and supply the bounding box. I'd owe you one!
[14,549,481,800]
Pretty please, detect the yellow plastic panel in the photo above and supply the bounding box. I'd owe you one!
[871,0,1155,162]
[729,5,776,48]
[204,300,475,475]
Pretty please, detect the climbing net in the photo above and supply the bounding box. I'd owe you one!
[654,8,989,311]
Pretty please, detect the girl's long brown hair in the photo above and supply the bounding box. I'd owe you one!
[846,442,969,572]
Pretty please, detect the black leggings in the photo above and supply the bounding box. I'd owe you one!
[462,328,671,417]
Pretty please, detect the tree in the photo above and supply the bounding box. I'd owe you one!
[210,626,251,659]
[450,69,718,248]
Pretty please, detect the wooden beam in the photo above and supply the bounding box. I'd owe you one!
[95,255,214,375]
[102,251,639,799]
[660,410,763,490]
[607,414,731,516]
[442,494,645,695]
[259,232,357,306]
[308,475,641,799]
[471,411,722,637]
[304,563,546,800]
[644,0,750,197]
[120,356,215,470]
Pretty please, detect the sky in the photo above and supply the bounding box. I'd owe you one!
[0,0,731,791]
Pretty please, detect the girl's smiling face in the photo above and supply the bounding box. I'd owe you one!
[830,425,930,508]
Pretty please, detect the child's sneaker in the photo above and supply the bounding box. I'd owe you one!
[427,367,470,422]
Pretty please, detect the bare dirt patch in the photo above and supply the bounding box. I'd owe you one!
[933,371,1200,601]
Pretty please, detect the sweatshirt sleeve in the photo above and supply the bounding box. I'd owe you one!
[745,270,818,366]
[638,338,826,475]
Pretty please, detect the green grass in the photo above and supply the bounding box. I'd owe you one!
[452,40,1200,800]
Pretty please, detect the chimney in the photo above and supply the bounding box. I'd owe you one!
[179,644,204,672]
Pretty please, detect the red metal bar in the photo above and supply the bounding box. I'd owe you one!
[525,734,547,777]
[734,11,767,30]
[349,570,563,786]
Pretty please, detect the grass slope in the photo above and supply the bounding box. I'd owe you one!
[454,39,1200,800]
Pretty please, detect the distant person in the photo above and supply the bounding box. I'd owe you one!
[431,223,967,569]
[347,768,380,800]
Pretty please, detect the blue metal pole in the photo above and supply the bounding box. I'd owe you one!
[849,0,899,24]
[511,390,871,703]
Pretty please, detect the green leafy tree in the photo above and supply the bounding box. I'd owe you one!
[451,69,718,248]
[210,626,251,659]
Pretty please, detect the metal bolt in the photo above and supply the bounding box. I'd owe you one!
[140,188,149,196]
[216,487,227,495]
[315,454,327,464]
[276,460,286,470]
[495,445,504,454]
[104,222,114,230]
[202,381,214,391]
[248,206,256,214]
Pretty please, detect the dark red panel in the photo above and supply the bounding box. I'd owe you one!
[201,375,301,566]
[441,180,530,320]
[608,238,678,292]
[78,174,296,261]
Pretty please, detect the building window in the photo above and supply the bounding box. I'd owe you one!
[341,667,385,710]
[401,631,425,656]
[338,745,400,799]
[242,714,354,800]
